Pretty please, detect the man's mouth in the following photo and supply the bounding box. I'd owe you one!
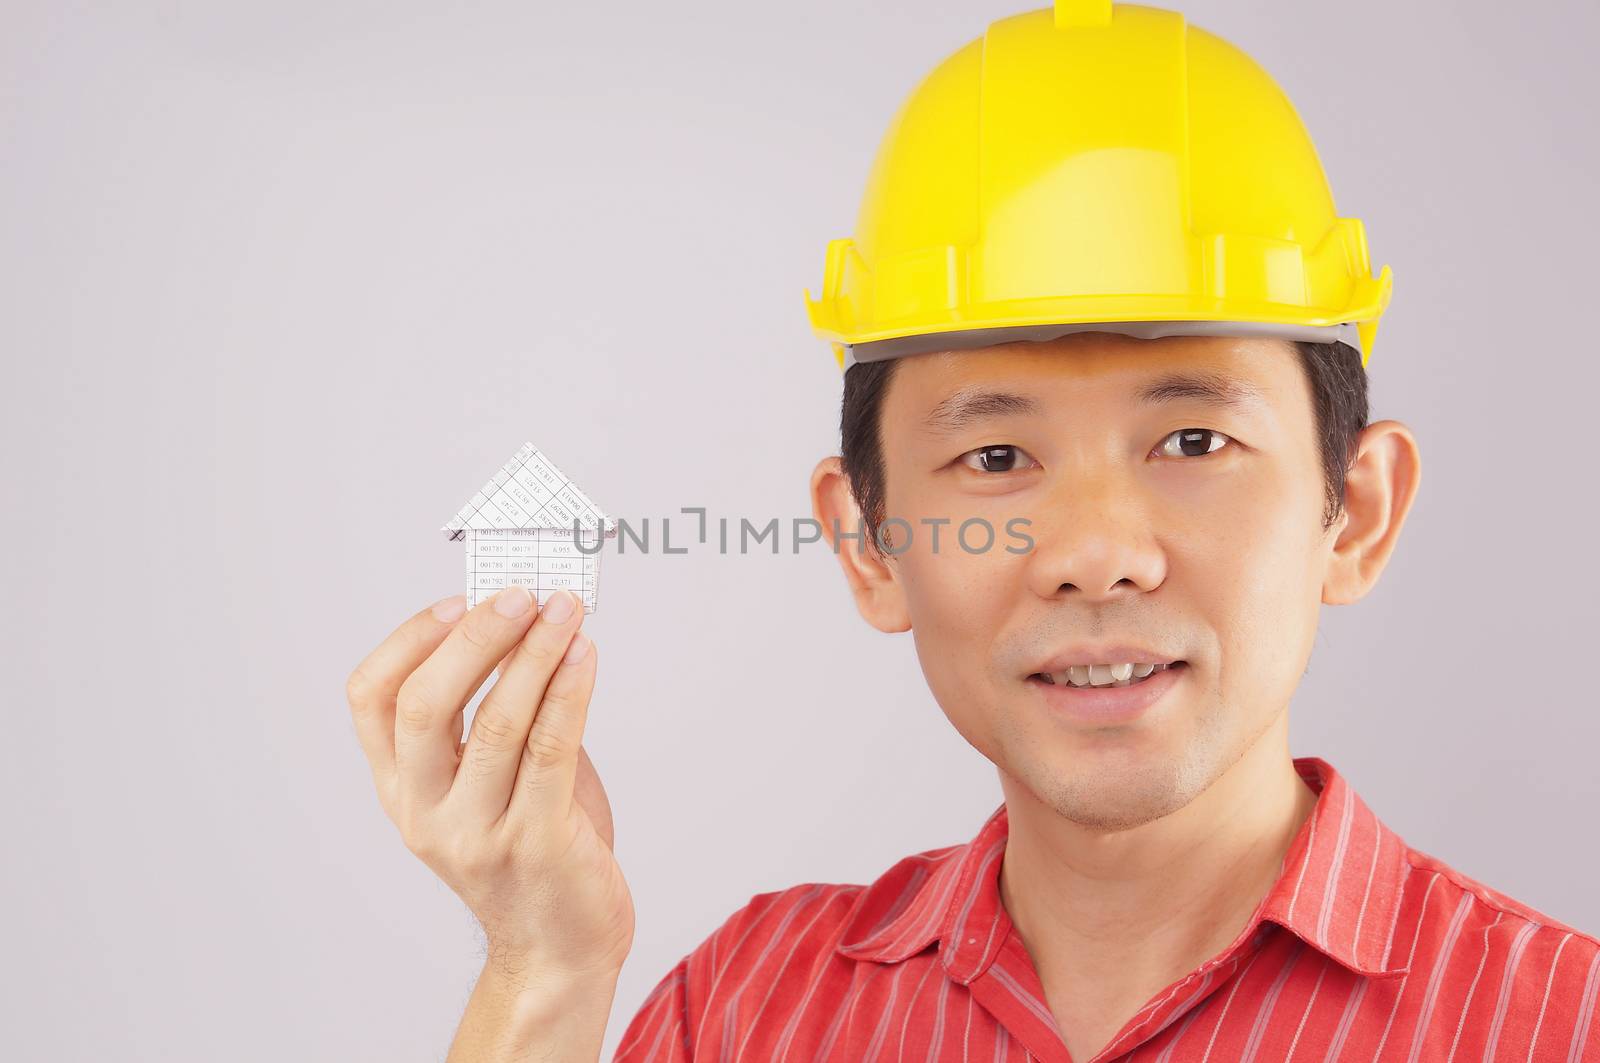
[1028,661,1185,689]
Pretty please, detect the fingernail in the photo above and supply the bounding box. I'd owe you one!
[563,632,591,664]
[431,594,467,622]
[493,584,533,618]
[542,589,576,624]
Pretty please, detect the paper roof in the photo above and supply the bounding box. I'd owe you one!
[440,441,617,541]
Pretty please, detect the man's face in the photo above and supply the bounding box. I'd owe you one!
[872,333,1339,831]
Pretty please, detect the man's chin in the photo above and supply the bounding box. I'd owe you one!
[1016,748,1212,833]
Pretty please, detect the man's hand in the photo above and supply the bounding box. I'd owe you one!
[346,586,635,991]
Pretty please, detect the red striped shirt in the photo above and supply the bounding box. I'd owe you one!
[613,757,1600,1061]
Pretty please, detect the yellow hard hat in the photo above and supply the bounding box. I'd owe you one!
[804,0,1392,371]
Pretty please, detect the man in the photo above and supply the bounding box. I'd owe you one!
[346,2,1600,1060]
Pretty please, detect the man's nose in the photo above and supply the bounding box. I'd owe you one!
[1021,470,1167,603]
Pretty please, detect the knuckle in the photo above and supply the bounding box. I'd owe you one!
[345,665,377,712]
[520,645,560,676]
[396,705,433,739]
[541,659,593,712]
[515,633,563,672]
[539,684,577,718]
[461,747,496,788]
[522,726,570,775]
[457,619,497,654]
[395,675,444,737]
[470,704,522,752]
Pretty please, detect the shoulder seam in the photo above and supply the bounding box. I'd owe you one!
[1403,851,1600,953]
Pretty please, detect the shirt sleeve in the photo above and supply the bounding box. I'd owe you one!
[610,954,692,1062]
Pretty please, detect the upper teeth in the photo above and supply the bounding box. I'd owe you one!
[1038,662,1169,688]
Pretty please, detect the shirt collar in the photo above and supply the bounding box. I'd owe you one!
[834,756,1413,981]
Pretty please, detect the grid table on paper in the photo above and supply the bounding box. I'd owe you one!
[462,527,603,614]
[445,443,612,540]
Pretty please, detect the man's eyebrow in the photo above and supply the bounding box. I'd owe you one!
[1135,370,1268,411]
[919,372,1266,437]
[921,390,1041,436]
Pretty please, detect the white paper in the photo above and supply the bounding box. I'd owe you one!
[440,442,617,614]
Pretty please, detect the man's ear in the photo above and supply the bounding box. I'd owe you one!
[810,456,911,632]
[1322,419,1422,605]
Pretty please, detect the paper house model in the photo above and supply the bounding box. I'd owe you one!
[441,442,618,614]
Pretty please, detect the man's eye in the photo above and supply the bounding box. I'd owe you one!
[959,444,1039,473]
[1154,428,1232,458]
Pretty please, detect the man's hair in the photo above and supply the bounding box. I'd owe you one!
[839,340,1370,551]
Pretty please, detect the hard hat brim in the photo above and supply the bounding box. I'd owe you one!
[840,319,1362,370]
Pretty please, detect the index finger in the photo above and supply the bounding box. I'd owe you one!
[346,594,468,792]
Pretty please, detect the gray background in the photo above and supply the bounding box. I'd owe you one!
[2,1,1596,1059]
